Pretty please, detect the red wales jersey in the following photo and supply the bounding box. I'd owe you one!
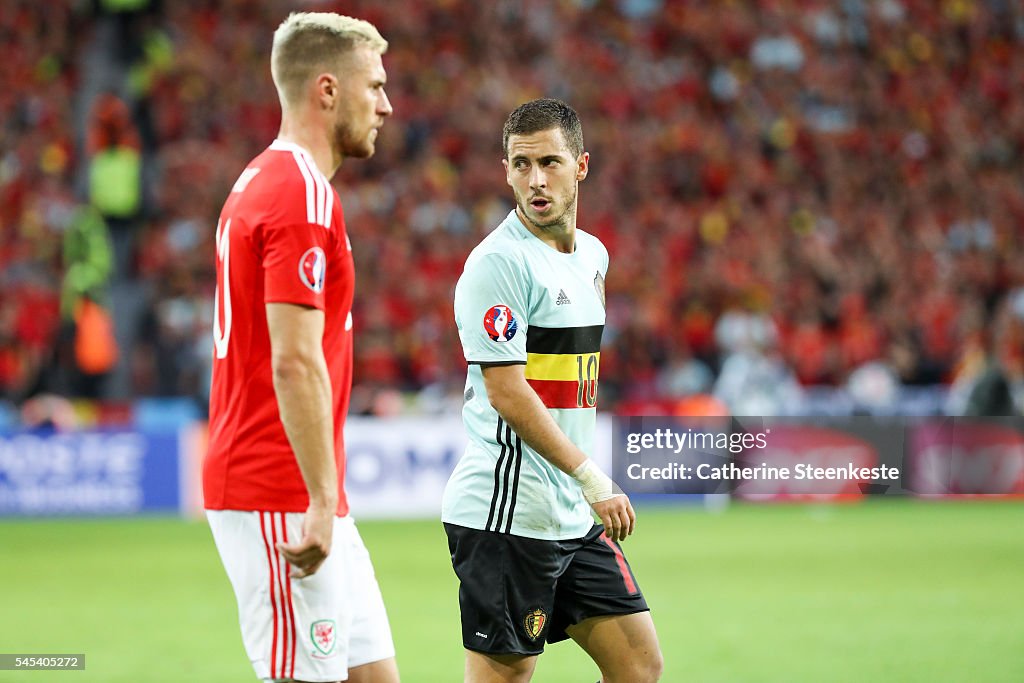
[205,140,354,515]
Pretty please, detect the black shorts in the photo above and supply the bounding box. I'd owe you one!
[444,522,649,656]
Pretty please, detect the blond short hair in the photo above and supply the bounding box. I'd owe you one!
[271,12,388,107]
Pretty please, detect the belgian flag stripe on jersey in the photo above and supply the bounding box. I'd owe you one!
[524,353,601,382]
[526,378,589,409]
[525,325,603,355]
[524,325,603,409]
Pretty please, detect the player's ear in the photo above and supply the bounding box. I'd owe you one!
[502,158,512,186]
[315,73,338,109]
[576,152,589,181]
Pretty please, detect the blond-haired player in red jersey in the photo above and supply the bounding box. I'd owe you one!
[204,12,398,683]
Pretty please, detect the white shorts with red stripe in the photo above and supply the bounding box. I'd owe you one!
[207,510,395,682]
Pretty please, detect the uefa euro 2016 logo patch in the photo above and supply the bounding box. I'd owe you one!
[299,247,326,293]
[484,304,518,342]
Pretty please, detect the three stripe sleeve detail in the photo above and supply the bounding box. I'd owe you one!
[485,418,522,533]
[290,151,333,229]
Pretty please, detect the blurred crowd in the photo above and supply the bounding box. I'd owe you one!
[3,0,1024,417]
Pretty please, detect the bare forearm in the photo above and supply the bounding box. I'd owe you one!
[273,355,337,508]
[482,364,630,537]
[487,376,587,475]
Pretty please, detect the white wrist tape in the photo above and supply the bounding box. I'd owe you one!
[570,458,619,505]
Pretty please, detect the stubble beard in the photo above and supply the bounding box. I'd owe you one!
[334,117,374,160]
[518,184,578,236]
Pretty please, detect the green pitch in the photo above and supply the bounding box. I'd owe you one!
[1,500,1021,682]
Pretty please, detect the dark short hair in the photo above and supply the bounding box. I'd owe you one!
[502,98,584,159]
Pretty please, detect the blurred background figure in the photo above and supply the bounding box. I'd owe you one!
[947,288,1024,416]
[60,201,118,398]
[19,392,77,431]
[85,93,141,276]
[712,305,803,416]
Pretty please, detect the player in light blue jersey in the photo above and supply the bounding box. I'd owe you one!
[442,99,663,683]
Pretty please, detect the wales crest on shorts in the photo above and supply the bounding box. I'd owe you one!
[523,608,547,641]
[311,619,337,655]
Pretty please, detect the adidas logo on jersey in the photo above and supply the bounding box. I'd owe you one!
[555,289,571,305]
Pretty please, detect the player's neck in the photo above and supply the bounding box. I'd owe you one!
[277,118,340,179]
[516,207,576,254]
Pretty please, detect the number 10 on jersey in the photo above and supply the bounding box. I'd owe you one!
[576,353,598,408]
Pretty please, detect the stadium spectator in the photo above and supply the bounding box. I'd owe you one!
[86,93,143,275]
[61,204,113,321]
[61,201,118,398]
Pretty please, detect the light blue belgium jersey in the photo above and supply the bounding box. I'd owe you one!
[442,210,608,540]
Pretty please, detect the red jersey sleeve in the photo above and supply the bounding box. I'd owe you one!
[262,222,333,310]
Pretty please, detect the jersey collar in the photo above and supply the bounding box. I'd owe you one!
[506,210,578,256]
[269,138,316,160]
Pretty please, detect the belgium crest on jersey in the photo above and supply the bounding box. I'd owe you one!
[523,608,547,641]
